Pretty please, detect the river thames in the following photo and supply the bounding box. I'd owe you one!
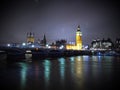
[0,56,120,90]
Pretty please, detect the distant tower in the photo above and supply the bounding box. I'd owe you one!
[76,25,82,50]
[43,34,47,45]
[27,32,35,44]
[41,34,47,46]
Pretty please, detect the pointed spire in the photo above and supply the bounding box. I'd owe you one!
[78,25,80,28]
[32,33,34,37]
[77,25,80,31]
[43,34,46,45]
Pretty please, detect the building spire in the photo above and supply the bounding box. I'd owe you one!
[77,25,80,31]
[43,34,46,45]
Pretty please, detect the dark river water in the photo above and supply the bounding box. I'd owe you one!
[0,56,120,90]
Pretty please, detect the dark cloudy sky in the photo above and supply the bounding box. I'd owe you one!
[0,0,120,45]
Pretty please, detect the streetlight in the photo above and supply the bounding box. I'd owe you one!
[22,43,26,46]
[7,44,10,47]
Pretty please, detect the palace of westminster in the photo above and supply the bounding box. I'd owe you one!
[26,25,120,50]
[26,25,82,50]
[4,25,120,50]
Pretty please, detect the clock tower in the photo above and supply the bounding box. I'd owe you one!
[76,25,82,50]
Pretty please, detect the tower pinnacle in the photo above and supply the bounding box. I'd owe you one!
[77,25,80,31]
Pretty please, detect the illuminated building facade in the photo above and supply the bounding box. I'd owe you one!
[27,32,35,44]
[91,38,114,50]
[66,25,82,50]
[76,25,82,50]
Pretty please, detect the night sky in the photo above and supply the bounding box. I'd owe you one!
[0,0,120,45]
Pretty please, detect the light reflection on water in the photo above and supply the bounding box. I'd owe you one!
[1,56,120,90]
[20,63,28,90]
[58,58,65,81]
[43,60,51,88]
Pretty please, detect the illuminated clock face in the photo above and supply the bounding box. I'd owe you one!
[76,32,82,36]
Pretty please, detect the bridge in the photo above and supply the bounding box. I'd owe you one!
[0,46,119,62]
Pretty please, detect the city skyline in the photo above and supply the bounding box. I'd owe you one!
[0,0,120,44]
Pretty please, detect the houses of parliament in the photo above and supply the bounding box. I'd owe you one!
[26,25,83,50]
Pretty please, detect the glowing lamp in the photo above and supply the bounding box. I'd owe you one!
[7,44,10,47]
[22,43,26,46]
[31,45,35,48]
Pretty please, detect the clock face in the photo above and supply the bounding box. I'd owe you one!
[76,32,82,36]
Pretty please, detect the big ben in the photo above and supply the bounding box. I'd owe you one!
[76,25,82,50]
